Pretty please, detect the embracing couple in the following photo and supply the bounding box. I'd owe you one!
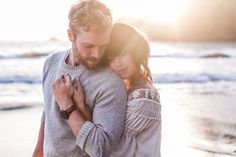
[32,0,161,157]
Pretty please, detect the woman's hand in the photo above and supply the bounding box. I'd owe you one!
[52,74,74,110]
[73,77,92,121]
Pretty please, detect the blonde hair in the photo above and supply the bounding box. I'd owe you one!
[68,0,112,33]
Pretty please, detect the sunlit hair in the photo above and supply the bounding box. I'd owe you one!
[104,23,153,85]
[68,0,112,33]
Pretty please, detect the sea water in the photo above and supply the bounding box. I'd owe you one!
[0,41,236,156]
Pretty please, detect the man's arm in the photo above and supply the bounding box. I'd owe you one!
[32,52,51,157]
[58,98,87,136]
[32,121,45,157]
[75,80,127,157]
[53,74,127,157]
[52,74,87,136]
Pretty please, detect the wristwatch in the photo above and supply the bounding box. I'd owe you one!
[60,105,76,119]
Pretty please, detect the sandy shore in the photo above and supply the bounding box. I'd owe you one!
[0,105,235,157]
[1,81,236,157]
[0,106,43,157]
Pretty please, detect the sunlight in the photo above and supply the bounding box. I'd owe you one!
[161,106,190,156]
[103,0,193,24]
[0,0,193,41]
[0,0,73,41]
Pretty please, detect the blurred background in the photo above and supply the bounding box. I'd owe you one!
[0,0,236,156]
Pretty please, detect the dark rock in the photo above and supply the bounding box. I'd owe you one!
[201,53,230,58]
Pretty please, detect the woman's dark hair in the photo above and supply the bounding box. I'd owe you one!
[103,23,152,84]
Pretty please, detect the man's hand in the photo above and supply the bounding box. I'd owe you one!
[52,74,87,136]
[73,77,92,121]
[52,74,74,110]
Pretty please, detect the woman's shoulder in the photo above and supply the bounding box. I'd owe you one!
[125,86,161,125]
[128,86,160,103]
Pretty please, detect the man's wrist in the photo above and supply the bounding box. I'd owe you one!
[60,105,77,119]
[59,98,74,110]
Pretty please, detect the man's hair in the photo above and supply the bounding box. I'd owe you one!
[68,0,112,33]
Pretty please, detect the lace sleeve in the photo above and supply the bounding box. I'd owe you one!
[124,88,161,137]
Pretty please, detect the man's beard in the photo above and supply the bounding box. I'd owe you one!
[79,55,100,69]
[73,46,101,70]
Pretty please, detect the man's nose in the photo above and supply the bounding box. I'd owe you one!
[91,47,102,59]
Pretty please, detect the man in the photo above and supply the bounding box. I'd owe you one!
[32,0,127,157]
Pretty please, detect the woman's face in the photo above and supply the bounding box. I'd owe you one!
[109,54,137,79]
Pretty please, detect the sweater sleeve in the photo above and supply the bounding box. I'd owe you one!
[76,78,127,157]
[40,54,51,123]
[40,55,48,123]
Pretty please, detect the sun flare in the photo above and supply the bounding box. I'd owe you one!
[103,0,192,24]
[0,0,194,41]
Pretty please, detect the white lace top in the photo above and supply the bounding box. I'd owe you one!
[111,87,161,157]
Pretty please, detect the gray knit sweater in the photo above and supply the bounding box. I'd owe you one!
[41,49,127,157]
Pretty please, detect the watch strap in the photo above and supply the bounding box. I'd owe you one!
[60,105,76,119]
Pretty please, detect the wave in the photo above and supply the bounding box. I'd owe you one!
[1,73,236,84]
[153,73,236,84]
[0,102,43,111]
[0,50,234,60]
[151,52,233,58]
[1,53,232,59]
[0,76,42,84]
[1,41,236,59]
[0,51,49,59]
[0,104,32,111]
[0,40,70,59]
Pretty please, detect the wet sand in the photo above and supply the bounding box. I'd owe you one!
[0,103,235,157]
[0,106,43,157]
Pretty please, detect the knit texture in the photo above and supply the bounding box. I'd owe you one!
[41,49,127,157]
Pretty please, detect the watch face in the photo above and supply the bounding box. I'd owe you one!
[60,111,68,119]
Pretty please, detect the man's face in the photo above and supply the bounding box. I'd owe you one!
[71,27,111,69]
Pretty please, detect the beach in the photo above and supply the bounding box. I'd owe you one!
[0,106,43,156]
[0,41,236,156]
[1,82,236,157]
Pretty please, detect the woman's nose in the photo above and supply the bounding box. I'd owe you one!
[115,58,123,66]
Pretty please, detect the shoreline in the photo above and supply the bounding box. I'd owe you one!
[0,104,236,157]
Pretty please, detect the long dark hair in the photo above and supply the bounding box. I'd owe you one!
[103,23,152,85]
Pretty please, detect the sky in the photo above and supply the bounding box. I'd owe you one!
[0,0,195,41]
[0,0,73,41]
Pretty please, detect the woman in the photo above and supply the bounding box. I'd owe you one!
[53,23,161,157]
[106,23,161,157]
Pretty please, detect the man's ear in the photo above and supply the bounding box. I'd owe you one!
[67,28,75,42]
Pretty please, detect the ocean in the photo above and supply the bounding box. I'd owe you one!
[0,40,236,156]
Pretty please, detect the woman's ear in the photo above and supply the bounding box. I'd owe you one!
[67,28,75,42]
